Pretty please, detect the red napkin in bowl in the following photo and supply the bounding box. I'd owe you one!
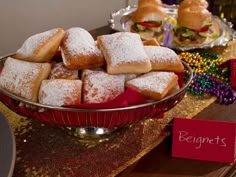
[176,72,184,88]
[58,87,163,128]
[0,88,164,128]
[63,88,147,109]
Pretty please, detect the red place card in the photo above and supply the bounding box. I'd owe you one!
[172,118,236,163]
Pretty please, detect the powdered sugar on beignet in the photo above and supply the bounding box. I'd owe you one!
[39,79,82,106]
[144,46,184,72]
[97,32,151,74]
[49,62,78,80]
[60,27,104,70]
[124,74,139,82]
[166,81,180,96]
[126,71,178,100]
[82,69,125,103]
[63,28,100,56]
[15,28,65,62]
[0,57,51,102]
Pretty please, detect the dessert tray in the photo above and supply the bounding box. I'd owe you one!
[108,4,235,51]
[0,54,193,140]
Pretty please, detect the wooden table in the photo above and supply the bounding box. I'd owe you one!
[117,101,236,177]
[1,25,236,177]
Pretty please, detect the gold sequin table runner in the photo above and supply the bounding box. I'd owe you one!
[0,93,216,177]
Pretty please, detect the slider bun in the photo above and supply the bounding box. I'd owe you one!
[138,0,163,8]
[177,0,211,30]
[132,6,167,22]
[178,0,209,9]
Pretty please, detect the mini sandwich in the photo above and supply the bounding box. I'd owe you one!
[130,0,167,42]
[173,0,215,45]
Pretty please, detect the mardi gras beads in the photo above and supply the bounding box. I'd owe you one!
[179,52,235,104]
[179,52,229,82]
[188,73,235,104]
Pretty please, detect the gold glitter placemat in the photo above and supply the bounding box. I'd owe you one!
[0,92,216,177]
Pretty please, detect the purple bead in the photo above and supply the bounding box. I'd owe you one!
[189,72,235,105]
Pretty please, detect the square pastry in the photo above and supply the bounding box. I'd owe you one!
[49,62,79,80]
[0,57,51,102]
[82,69,125,103]
[38,79,82,106]
[15,28,65,62]
[126,71,178,100]
[144,46,184,72]
[60,27,104,70]
[97,32,151,74]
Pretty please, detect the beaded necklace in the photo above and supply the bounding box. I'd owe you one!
[179,52,236,104]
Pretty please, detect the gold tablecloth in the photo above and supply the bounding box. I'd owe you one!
[1,39,235,177]
[0,93,216,177]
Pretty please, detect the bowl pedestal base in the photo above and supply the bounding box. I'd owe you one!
[62,126,119,146]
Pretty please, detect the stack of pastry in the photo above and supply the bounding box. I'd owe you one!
[0,27,184,107]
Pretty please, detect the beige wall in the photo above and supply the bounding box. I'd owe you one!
[0,0,127,56]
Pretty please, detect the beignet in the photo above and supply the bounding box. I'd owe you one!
[82,69,125,103]
[49,62,78,80]
[97,32,151,74]
[126,71,178,100]
[0,57,51,102]
[38,79,82,106]
[166,81,180,96]
[144,46,184,72]
[15,28,65,62]
[60,27,104,70]
[124,74,139,82]
[143,38,160,46]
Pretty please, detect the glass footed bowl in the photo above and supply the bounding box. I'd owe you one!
[0,54,193,141]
